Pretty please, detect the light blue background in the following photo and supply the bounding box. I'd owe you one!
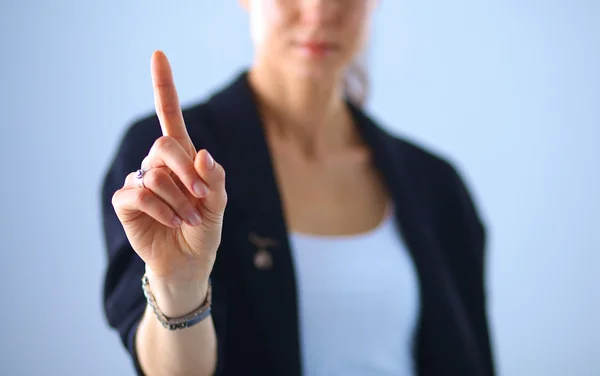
[1,1,598,375]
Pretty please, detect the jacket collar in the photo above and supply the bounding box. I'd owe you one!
[205,71,484,376]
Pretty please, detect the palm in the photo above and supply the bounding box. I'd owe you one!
[122,196,218,278]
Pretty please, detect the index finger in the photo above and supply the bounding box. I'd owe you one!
[151,50,196,157]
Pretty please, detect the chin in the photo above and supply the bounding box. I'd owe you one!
[284,58,344,85]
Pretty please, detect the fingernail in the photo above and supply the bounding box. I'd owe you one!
[204,150,215,170]
[193,181,208,197]
[172,215,183,227]
[188,210,202,227]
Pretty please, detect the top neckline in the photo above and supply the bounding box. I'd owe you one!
[289,202,395,241]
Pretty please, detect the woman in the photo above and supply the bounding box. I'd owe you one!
[101,1,495,375]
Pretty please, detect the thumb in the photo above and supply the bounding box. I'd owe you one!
[194,149,227,224]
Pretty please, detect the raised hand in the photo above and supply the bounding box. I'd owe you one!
[111,51,227,287]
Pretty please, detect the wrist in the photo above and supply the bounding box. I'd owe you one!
[145,266,210,318]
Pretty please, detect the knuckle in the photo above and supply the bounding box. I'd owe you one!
[203,192,228,223]
[159,103,180,117]
[155,82,173,91]
[143,170,163,188]
[203,206,224,224]
[221,190,228,206]
[155,136,175,152]
[221,195,228,210]
[127,171,140,186]
[111,190,121,208]
[214,164,226,181]
[133,190,151,207]
[141,156,150,169]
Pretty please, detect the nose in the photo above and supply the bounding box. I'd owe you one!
[299,0,338,25]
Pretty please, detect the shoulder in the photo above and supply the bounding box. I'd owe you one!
[351,103,484,230]
[362,110,475,207]
[359,109,486,240]
[394,135,460,182]
[393,135,479,210]
[395,132,484,227]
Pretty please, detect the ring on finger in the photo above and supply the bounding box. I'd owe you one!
[134,167,150,188]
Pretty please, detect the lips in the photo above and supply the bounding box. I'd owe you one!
[294,41,338,57]
[297,41,336,49]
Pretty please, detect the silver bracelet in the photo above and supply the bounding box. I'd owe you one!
[141,273,212,330]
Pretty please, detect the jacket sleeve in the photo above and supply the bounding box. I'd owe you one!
[100,116,227,375]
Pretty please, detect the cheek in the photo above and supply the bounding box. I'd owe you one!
[249,0,286,49]
[342,5,371,54]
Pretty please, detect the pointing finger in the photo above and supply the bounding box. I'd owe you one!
[151,50,195,157]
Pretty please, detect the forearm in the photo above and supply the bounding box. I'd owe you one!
[135,277,218,376]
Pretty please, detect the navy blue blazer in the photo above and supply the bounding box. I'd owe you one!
[101,72,495,376]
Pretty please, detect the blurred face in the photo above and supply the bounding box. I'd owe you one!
[242,0,377,81]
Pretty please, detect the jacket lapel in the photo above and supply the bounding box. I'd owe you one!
[205,72,483,376]
[349,105,485,375]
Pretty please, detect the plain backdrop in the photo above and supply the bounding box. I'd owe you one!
[1,1,599,375]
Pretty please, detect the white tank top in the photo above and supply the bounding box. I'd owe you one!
[289,205,420,376]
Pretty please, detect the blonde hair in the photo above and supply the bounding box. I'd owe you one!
[344,49,369,107]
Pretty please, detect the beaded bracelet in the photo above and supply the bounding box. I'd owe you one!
[141,273,212,330]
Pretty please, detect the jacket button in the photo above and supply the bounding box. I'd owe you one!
[253,249,273,270]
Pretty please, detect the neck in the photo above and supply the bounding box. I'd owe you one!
[248,62,359,157]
